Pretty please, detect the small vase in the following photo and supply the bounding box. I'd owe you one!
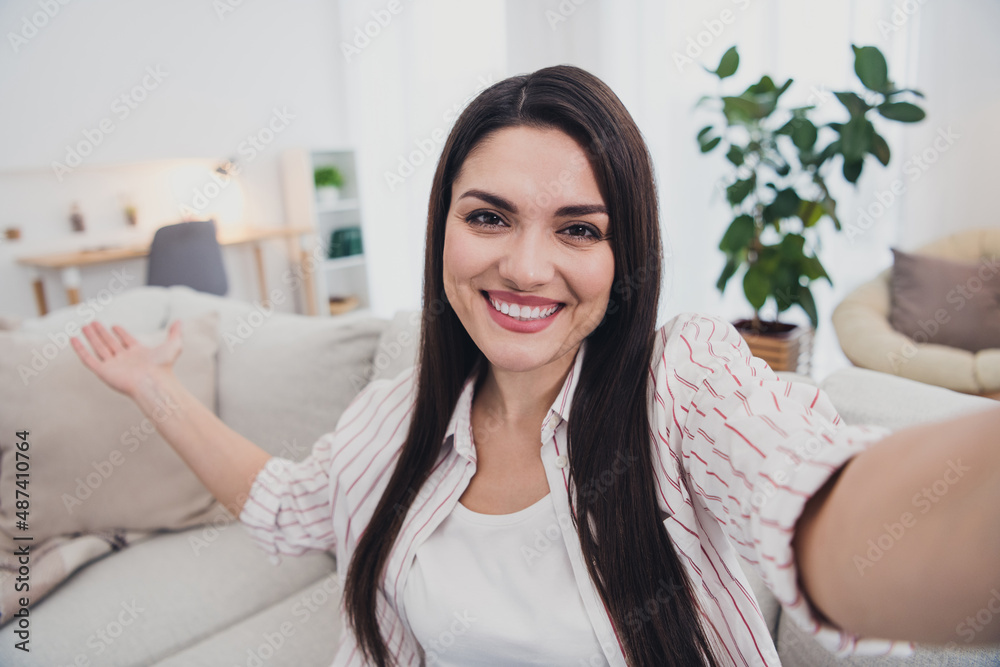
[317,186,340,207]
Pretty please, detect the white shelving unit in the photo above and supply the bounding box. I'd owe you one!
[280,148,370,317]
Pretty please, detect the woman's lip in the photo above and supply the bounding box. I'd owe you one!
[482,290,564,308]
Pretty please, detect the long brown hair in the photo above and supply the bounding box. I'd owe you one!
[344,65,720,666]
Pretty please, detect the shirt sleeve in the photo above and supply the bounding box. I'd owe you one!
[652,312,913,658]
[237,375,389,566]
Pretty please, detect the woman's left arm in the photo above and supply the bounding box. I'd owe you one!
[795,402,1000,645]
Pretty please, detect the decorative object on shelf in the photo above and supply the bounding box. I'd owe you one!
[328,294,359,315]
[4,227,21,241]
[697,44,926,372]
[124,204,138,226]
[281,148,371,317]
[328,226,363,258]
[69,203,86,233]
[314,165,345,206]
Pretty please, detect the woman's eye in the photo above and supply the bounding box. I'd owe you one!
[563,224,601,241]
[466,211,505,228]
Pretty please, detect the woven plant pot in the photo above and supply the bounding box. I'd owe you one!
[732,319,814,375]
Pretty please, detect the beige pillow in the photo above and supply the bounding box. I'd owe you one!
[889,248,1000,353]
[0,313,227,550]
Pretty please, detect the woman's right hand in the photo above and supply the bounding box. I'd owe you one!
[71,321,184,398]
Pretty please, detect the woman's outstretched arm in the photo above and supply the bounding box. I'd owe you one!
[795,403,1000,644]
[71,320,272,517]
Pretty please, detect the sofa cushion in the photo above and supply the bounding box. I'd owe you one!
[0,521,336,666]
[888,248,1000,353]
[18,284,172,335]
[153,572,342,666]
[820,366,997,432]
[0,313,230,624]
[369,309,421,384]
[165,286,387,460]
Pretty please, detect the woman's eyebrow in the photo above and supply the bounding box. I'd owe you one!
[457,189,607,218]
[554,203,607,217]
[457,189,518,213]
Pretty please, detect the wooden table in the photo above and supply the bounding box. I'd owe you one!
[17,225,315,315]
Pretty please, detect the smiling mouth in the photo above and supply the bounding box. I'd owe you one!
[481,291,564,321]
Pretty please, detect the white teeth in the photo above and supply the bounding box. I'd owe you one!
[487,294,561,321]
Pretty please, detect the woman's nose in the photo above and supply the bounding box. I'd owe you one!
[497,225,555,290]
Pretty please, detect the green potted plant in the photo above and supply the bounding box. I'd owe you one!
[697,44,926,372]
[314,165,345,206]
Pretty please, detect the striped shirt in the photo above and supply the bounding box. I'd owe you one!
[238,311,914,666]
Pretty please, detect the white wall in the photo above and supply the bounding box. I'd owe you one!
[0,0,346,315]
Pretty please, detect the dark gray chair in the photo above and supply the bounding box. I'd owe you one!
[146,220,228,295]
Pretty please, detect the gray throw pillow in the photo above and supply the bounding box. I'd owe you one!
[888,247,1000,353]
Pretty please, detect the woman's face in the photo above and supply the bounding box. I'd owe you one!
[443,125,615,374]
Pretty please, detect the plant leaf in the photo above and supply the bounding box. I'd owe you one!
[715,46,739,79]
[743,264,771,311]
[852,45,889,93]
[726,145,745,166]
[722,96,759,124]
[801,254,830,282]
[779,233,806,259]
[835,91,870,117]
[797,284,819,328]
[719,214,755,255]
[726,177,755,206]
[791,119,818,150]
[839,116,874,163]
[870,131,891,166]
[878,101,926,123]
[797,200,824,228]
[716,256,739,292]
[699,136,722,153]
[696,125,714,140]
[842,158,864,183]
[763,188,802,223]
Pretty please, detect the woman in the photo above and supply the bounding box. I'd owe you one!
[71,66,1000,666]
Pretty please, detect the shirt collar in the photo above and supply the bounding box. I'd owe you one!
[444,339,588,464]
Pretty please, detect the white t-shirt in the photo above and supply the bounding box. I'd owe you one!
[403,492,610,666]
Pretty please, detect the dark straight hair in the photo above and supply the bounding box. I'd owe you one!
[344,65,720,666]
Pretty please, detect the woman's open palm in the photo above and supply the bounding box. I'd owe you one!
[71,321,183,397]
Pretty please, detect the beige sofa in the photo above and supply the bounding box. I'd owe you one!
[832,227,1000,397]
[0,286,996,665]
